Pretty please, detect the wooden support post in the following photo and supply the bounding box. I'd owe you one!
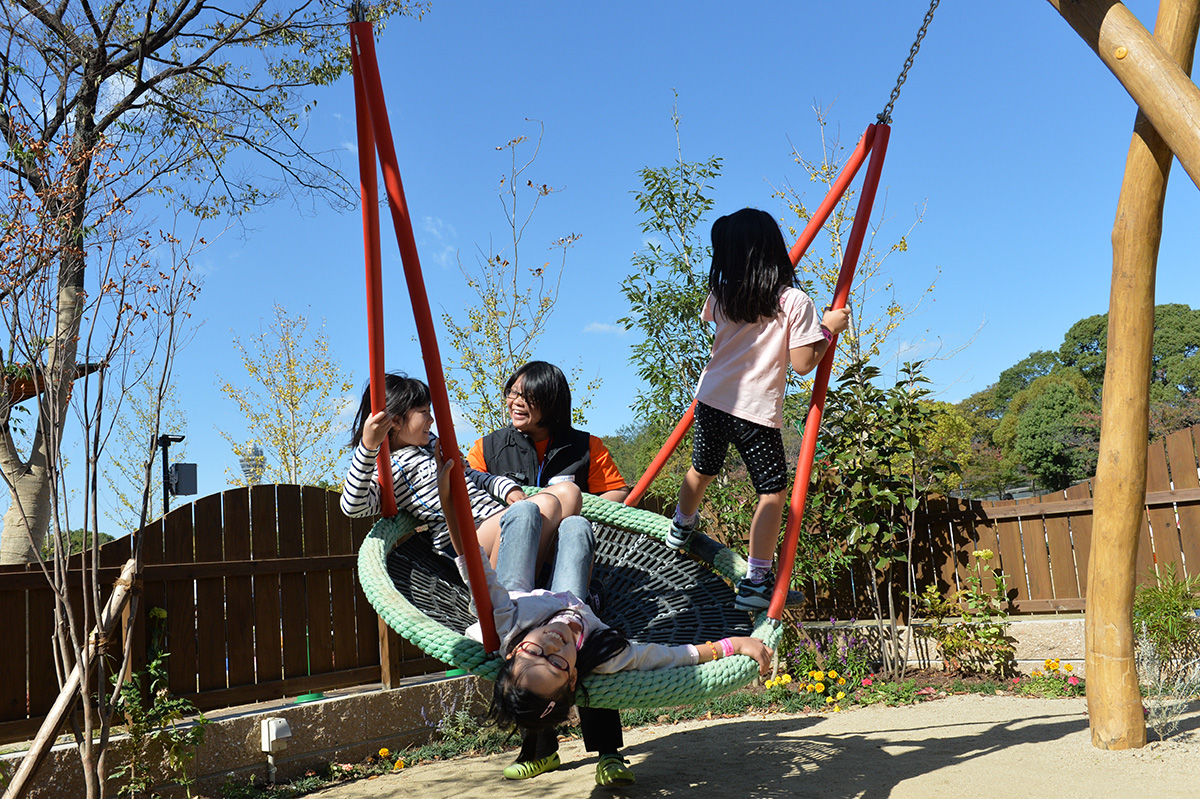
[378,616,404,690]
[1047,0,1200,190]
[1083,0,1200,751]
[3,560,139,799]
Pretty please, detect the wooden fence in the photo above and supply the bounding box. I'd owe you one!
[0,485,441,746]
[802,423,1200,622]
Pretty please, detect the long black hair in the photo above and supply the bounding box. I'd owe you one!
[709,207,795,324]
[487,610,629,734]
[504,361,573,433]
[347,373,430,448]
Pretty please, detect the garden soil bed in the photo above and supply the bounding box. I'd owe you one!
[306,694,1200,798]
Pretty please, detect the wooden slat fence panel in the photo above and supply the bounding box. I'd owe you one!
[1166,426,1200,576]
[1020,496,1054,604]
[327,499,360,671]
[1041,490,1081,601]
[1064,481,1093,598]
[164,505,197,696]
[222,489,255,689]
[277,485,309,681]
[250,485,283,687]
[194,494,226,693]
[303,487,335,677]
[1146,439,1184,579]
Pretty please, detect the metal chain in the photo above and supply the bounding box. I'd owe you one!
[878,0,941,125]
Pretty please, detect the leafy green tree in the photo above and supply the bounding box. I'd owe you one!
[995,350,1061,411]
[441,123,598,436]
[40,528,115,560]
[993,369,1095,455]
[217,305,355,487]
[1013,379,1098,491]
[1059,304,1200,404]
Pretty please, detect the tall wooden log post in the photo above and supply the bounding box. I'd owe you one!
[1050,0,1200,750]
[1048,0,1200,190]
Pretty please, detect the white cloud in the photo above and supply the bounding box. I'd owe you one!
[341,139,358,155]
[422,216,456,241]
[584,322,626,336]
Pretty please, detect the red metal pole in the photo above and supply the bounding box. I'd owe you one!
[623,124,876,507]
[352,36,396,518]
[768,124,892,621]
[350,22,499,652]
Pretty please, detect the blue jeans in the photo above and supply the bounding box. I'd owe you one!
[495,501,594,601]
[495,502,621,760]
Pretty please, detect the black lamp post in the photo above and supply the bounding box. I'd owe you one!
[157,434,184,515]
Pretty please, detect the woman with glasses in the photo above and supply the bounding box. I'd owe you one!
[465,361,629,784]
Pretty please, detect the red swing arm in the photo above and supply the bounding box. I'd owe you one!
[350,21,500,652]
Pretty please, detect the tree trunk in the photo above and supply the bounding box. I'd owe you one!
[1085,0,1200,751]
[1046,0,1200,190]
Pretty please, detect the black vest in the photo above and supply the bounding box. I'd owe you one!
[480,426,592,492]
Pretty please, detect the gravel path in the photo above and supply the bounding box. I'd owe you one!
[306,695,1200,798]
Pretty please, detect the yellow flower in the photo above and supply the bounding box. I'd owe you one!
[813,671,825,682]
[826,696,835,704]
[832,704,842,712]
[804,684,813,693]
[828,670,838,679]
[837,691,845,700]
[781,674,793,684]
[1064,664,1073,672]
[973,549,994,560]
[378,748,390,759]
[392,759,405,772]
[815,683,826,693]
[837,677,846,685]
[1033,670,1043,677]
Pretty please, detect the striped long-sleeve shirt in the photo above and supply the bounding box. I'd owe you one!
[340,436,520,554]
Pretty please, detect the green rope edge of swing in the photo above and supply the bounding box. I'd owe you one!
[357,492,783,709]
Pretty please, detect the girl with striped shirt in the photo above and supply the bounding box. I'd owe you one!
[340,373,585,569]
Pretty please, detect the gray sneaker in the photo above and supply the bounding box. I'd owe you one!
[665,520,693,551]
[734,573,806,612]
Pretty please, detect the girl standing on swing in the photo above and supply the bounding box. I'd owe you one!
[666,208,851,611]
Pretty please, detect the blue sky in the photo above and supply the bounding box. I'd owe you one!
[105,1,1200,510]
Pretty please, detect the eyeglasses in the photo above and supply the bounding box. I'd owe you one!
[505,389,529,403]
[513,641,570,672]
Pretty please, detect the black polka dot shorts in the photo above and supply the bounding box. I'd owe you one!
[692,401,787,494]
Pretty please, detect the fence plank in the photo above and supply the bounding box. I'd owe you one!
[277,485,309,681]
[251,485,283,684]
[164,505,197,696]
[193,494,226,692]
[1022,497,1054,603]
[970,500,1002,600]
[923,497,960,599]
[1147,439,1184,579]
[1165,426,1200,578]
[26,587,57,716]
[350,516,381,668]
[990,499,1029,604]
[1041,490,1080,601]
[326,499,360,670]
[0,587,27,723]
[1063,482,1094,598]
[222,489,255,688]
[302,487,334,676]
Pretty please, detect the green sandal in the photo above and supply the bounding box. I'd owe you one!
[596,754,636,787]
[502,752,560,780]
